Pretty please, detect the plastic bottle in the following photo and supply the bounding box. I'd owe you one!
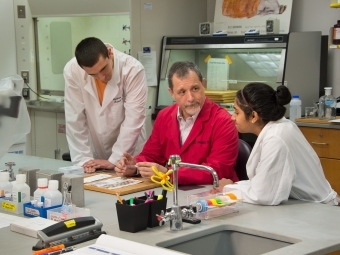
[318,87,336,120]
[289,95,301,122]
[33,178,48,203]
[333,20,340,44]
[43,180,62,207]
[12,174,30,203]
[0,172,12,198]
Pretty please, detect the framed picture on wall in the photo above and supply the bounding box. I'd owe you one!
[214,0,293,35]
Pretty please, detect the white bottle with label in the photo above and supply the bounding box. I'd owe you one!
[43,180,62,208]
[12,174,30,203]
[0,172,12,198]
[33,178,48,203]
[318,87,336,120]
[290,95,302,122]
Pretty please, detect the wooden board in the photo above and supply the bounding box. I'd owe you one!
[295,117,340,124]
[84,173,161,196]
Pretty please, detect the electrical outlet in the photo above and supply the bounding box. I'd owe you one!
[22,88,30,100]
[21,70,29,83]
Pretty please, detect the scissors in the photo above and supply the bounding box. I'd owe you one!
[150,166,174,192]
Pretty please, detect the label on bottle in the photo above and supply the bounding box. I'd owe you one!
[325,99,335,106]
[334,28,340,40]
[44,198,52,207]
[12,191,21,203]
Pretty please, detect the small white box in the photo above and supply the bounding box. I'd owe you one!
[10,217,57,238]
[58,166,84,175]
[47,207,90,222]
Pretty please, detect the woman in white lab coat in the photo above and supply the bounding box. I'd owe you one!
[215,83,338,205]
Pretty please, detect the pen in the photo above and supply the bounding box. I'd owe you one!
[33,244,65,255]
[43,246,75,255]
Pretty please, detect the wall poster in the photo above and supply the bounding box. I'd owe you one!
[214,0,293,35]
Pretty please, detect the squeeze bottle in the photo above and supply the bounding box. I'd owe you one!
[0,172,12,197]
[33,178,48,202]
[43,180,62,207]
[12,174,30,203]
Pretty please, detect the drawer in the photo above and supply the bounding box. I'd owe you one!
[320,158,340,196]
[299,127,340,159]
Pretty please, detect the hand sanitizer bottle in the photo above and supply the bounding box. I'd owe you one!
[318,87,336,120]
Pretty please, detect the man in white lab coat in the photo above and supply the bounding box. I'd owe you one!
[64,37,147,173]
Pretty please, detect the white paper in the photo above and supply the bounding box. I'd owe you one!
[10,216,57,238]
[138,51,157,86]
[66,234,183,255]
[87,177,142,190]
[83,174,112,183]
[0,212,24,229]
[207,58,229,90]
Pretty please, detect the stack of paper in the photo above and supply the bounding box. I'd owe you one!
[10,216,57,238]
[205,90,237,103]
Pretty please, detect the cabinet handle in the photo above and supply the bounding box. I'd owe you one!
[311,142,328,146]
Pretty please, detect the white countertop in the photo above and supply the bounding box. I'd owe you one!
[0,153,340,255]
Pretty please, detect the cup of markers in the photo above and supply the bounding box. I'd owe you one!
[115,195,150,233]
[115,189,167,232]
[138,189,167,228]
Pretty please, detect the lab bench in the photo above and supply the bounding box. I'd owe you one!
[296,118,340,195]
[1,153,340,255]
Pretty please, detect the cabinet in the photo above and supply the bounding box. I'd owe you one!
[299,126,340,194]
[30,109,69,160]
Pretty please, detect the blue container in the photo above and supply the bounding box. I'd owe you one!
[23,202,61,218]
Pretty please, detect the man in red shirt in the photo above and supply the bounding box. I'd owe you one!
[115,61,239,185]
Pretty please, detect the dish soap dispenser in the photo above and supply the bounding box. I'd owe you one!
[318,87,336,120]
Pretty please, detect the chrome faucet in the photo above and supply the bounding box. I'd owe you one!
[158,155,219,231]
[1,162,16,181]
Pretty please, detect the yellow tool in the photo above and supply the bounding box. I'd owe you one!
[150,166,174,192]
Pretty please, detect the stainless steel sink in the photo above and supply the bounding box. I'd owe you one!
[157,226,300,255]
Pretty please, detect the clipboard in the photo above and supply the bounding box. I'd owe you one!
[84,173,160,195]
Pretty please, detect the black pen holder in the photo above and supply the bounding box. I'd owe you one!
[116,200,149,233]
[138,195,167,228]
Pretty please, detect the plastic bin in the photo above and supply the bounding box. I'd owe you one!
[47,207,90,222]
[116,200,149,233]
[187,188,242,220]
[23,202,61,218]
[137,195,167,228]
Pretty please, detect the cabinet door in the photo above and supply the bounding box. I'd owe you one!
[33,111,57,159]
[320,158,340,195]
[56,113,69,160]
[299,127,340,159]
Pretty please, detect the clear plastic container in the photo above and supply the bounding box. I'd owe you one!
[318,87,336,120]
[12,174,30,203]
[43,180,62,207]
[187,188,242,220]
[47,207,90,222]
[0,172,12,197]
[289,95,301,122]
[33,178,48,202]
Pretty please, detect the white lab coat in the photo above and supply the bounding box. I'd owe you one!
[227,117,337,205]
[64,46,147,166]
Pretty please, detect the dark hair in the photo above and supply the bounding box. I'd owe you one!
[75,37,109,68]
[236,83,291,123]
[167,61,203,90]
